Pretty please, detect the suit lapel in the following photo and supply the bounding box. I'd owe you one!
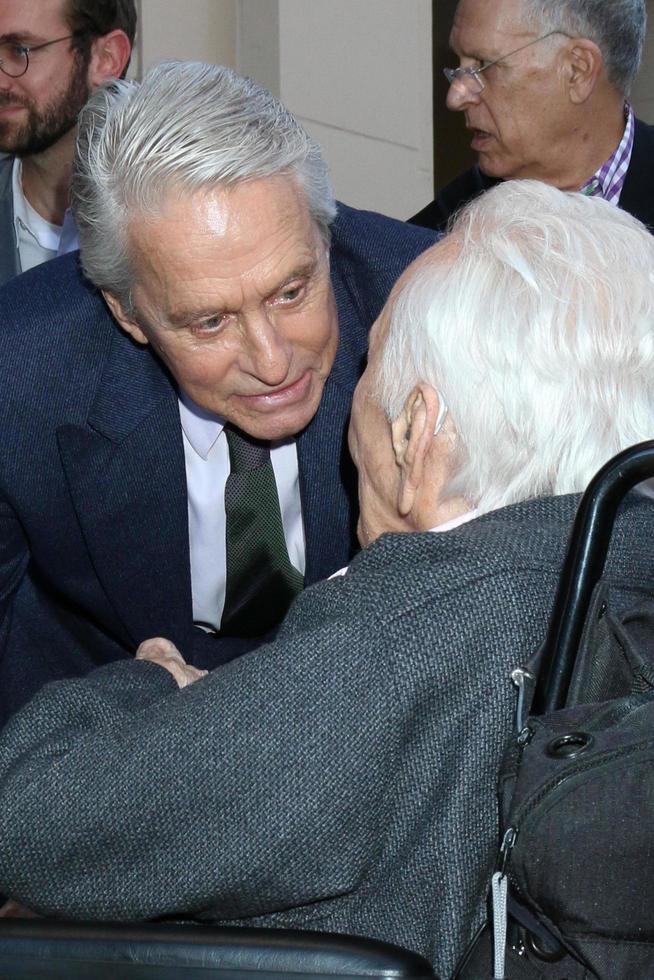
[298,247,368,584]
[297,375,358,584]
[57,329,194,652]
[0,158,20,286]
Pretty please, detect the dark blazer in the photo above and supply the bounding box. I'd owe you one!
[410,117,654,234]
[0,156,20,286]
[1,495,653,977]
[0,202,437,724]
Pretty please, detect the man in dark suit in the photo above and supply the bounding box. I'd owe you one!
[411,0,654,233]
[0,62,436,724]
[0,0,136,285]
[1,181,654,977]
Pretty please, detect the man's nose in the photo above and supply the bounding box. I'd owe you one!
[445,77,481,111]
[244,312,293,386]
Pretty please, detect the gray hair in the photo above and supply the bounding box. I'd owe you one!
[70,61,336,309]
[378,179,654,514]
[522,0,646,94]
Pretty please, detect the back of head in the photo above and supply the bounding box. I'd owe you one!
[65,0,137,76]
[379,180,654,513]
[522,0,646,94]
[70,61,335,310]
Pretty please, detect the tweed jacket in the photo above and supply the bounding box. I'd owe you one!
[1,494,653,978]
[0,202,437,725]
[410,117,654,234]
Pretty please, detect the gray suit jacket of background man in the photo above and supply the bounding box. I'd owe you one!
[1,494,653,977]
[0,157,20,285]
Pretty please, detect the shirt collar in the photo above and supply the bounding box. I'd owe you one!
[579,103,635,205]
[12,157,62,250]
[429,509,479,533]
[178,392,225,460]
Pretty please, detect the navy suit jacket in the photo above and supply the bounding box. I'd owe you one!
[0,202,437,723]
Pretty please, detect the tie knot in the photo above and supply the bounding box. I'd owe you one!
[225,424,270,472]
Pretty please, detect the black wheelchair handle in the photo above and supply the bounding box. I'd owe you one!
[532,440,654,715]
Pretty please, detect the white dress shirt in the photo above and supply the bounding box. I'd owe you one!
[12,159,79,273]
[179,393,306,631]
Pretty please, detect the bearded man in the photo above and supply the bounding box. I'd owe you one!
[0,0,135,285]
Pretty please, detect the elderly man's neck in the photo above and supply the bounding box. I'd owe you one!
[545,91,627,193]
[487,90,629,193]
[560,93,629,192]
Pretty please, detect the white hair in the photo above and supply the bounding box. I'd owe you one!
[378,180,654,514]
[70,61,336,309]
[522,0,646,94]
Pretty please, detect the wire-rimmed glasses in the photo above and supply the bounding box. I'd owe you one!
[443,30,571,95]
[0,35,76,79]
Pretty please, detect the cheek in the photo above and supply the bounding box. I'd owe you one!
[157,340,237,392]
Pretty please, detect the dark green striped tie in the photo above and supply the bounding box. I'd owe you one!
[220,424,304,637]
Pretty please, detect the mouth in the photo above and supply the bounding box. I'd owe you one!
[238,369,313,413]
[468,127,494,150]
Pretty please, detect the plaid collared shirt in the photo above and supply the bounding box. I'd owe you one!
[579,104,635,206]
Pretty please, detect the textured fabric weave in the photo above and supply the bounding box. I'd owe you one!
[1,495,653,977]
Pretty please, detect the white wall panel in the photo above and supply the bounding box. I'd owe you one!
[139,0,237,71]
[296,118,434,220]
[136,0,434,218]
[277,0,433,218]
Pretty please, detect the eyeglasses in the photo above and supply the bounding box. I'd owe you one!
[0,35,77,79]
[443,30,571,95]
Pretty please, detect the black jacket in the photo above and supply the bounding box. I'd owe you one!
[411,117,654,233]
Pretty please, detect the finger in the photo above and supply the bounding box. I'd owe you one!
[135,637,184,663]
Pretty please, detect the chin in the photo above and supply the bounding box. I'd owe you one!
[477,154,522,181]
[238,402,320,442]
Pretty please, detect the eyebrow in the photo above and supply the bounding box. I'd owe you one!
[275,260,319,290]
[166,260,321,327]
[0,32,45,45]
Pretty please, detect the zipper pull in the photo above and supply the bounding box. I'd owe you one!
[491,827,518,980]
[511,667,532,732]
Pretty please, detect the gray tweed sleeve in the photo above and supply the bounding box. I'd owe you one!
[0,589,400,923]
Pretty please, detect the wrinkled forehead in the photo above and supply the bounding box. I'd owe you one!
[125,176,323,274]
[451,0,533,53]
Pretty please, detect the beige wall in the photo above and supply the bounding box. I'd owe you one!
[133,0,433,218]
[275,0,433,219]
[137,0,237,72]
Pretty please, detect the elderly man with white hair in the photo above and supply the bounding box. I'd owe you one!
[1,181,654,979]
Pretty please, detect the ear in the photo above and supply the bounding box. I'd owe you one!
[86,30,132,88]
[102,290,149,346]
[563,38,603,105]
[391,384,441,518]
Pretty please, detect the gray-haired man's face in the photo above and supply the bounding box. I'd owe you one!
[105,175,339,441]
[446,0,576,184]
